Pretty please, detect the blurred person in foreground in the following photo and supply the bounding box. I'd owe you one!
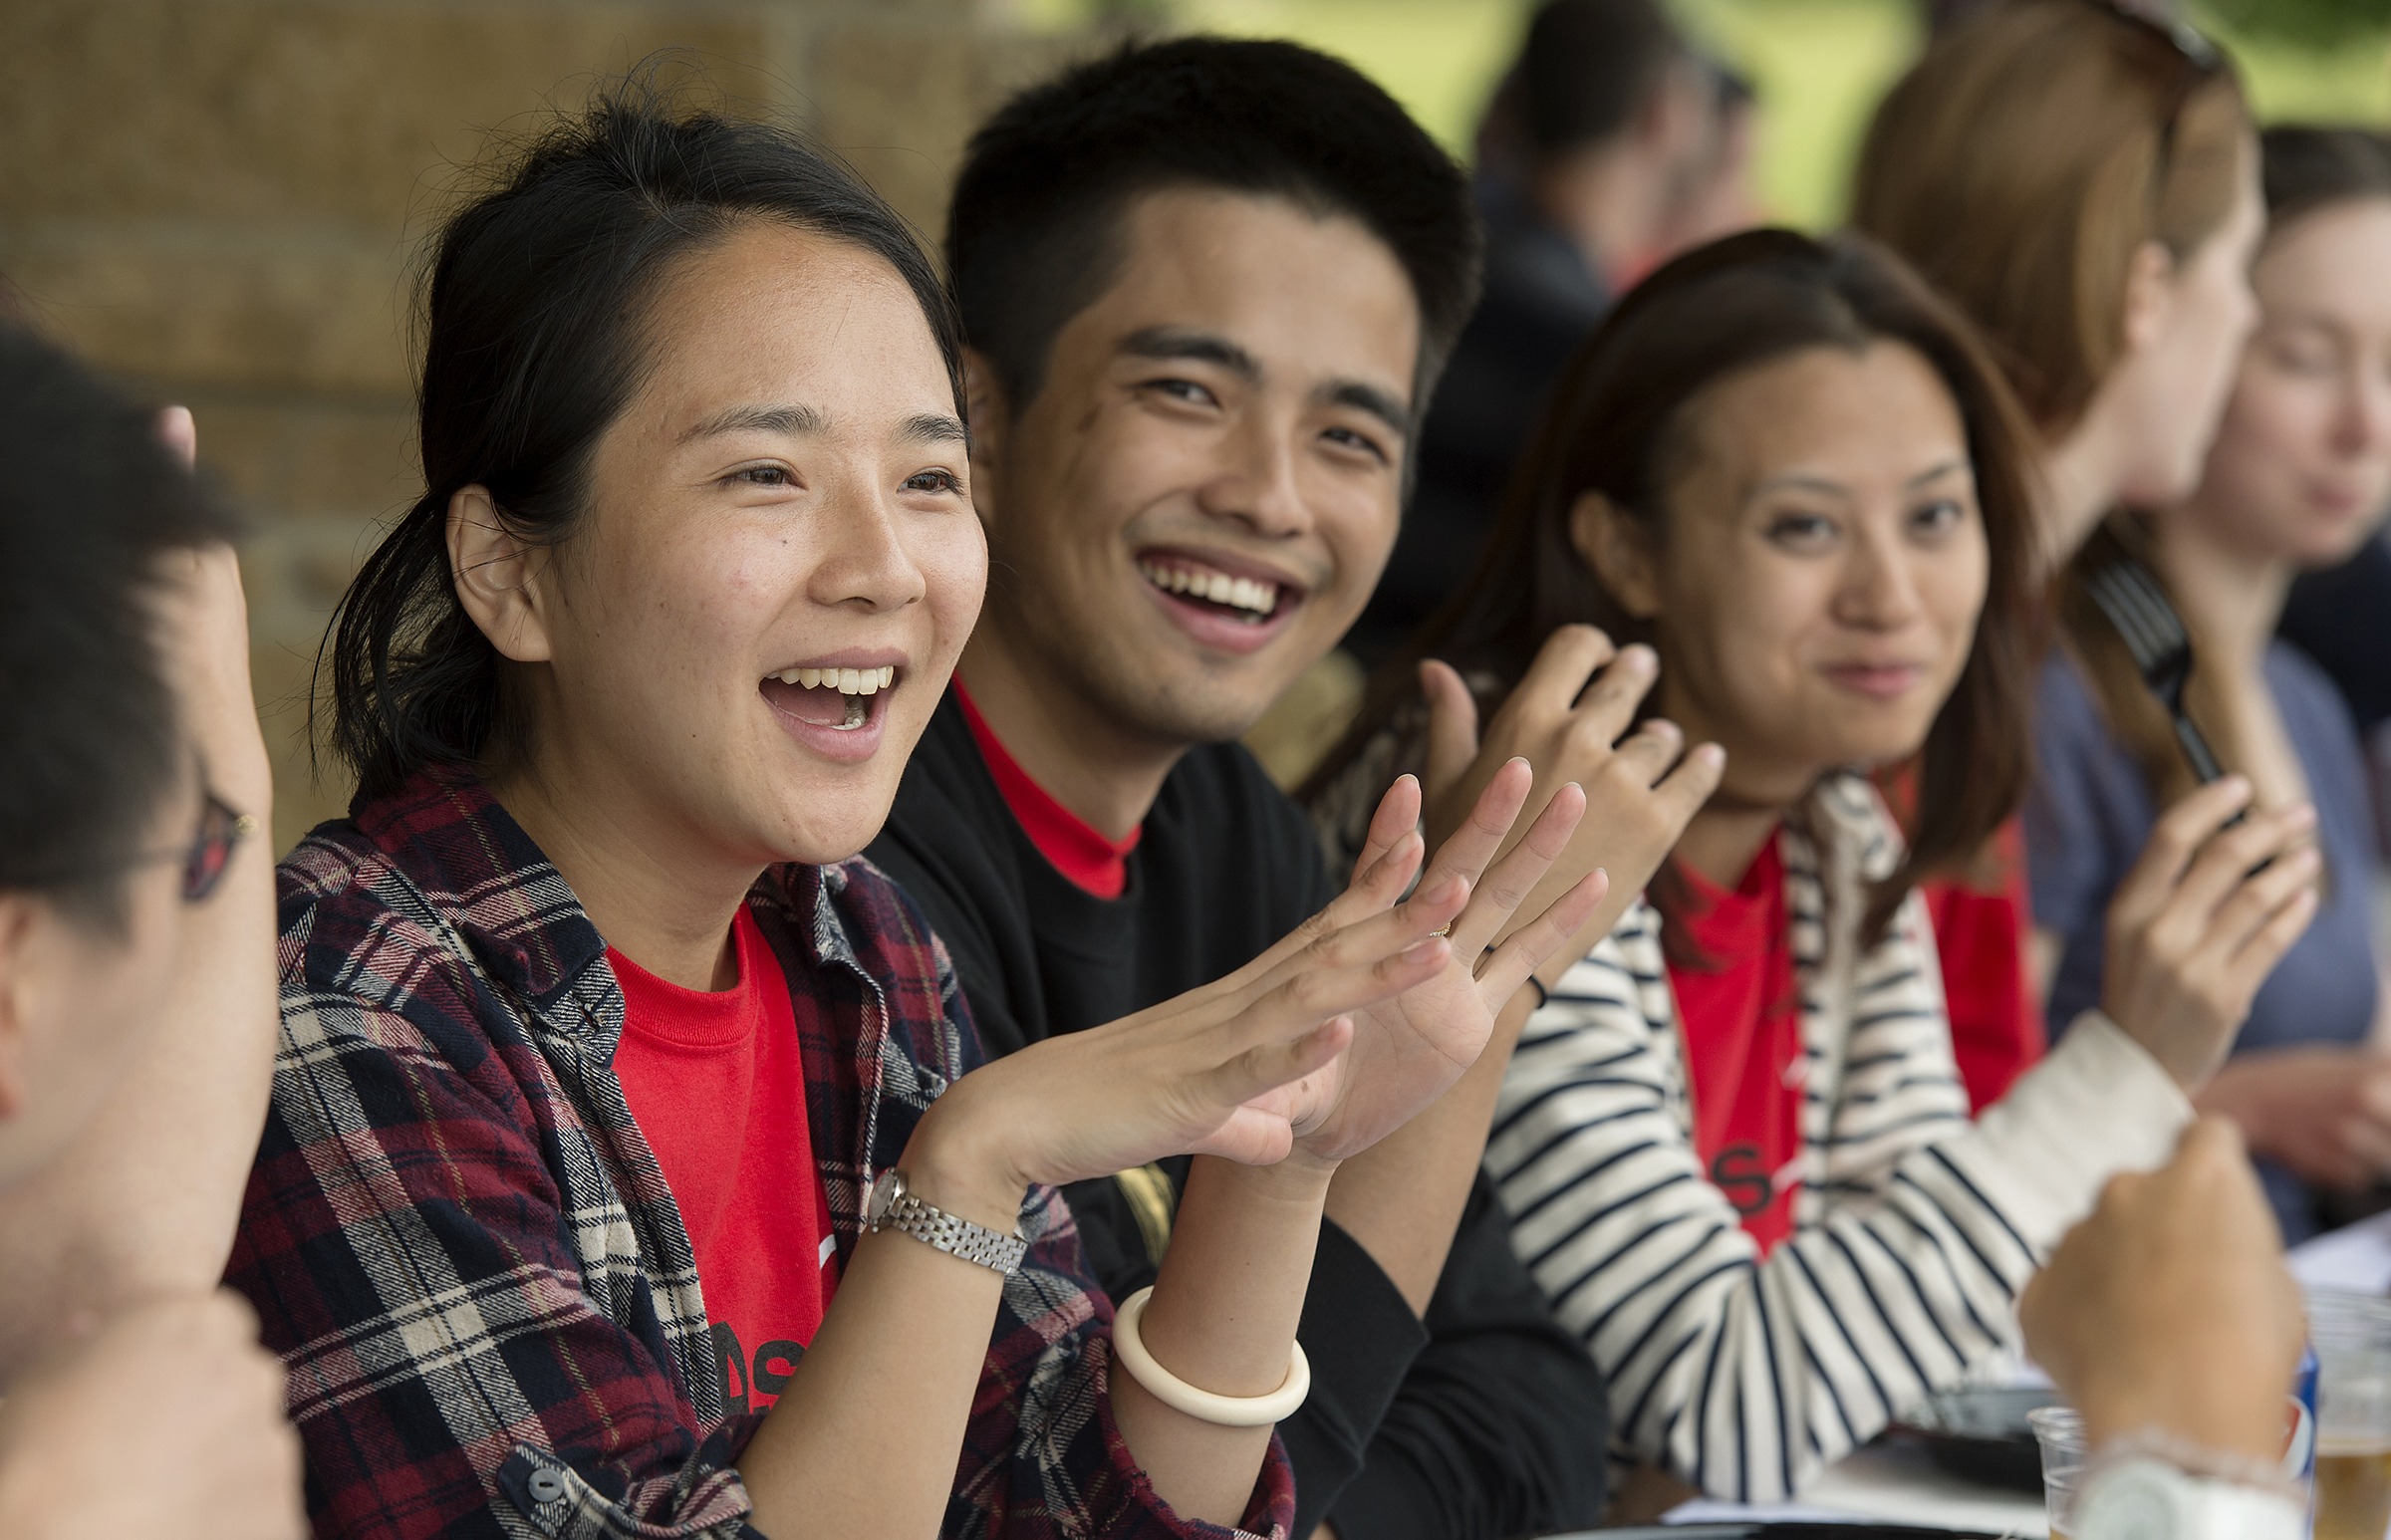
[0,327,298,1535]
[2023,1118,2310,1538]
[1351,0,1725,664]
[2029,127,2391,1244]
[1852,0,2263,1110]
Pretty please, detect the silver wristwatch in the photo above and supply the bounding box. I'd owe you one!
[865,1168,1028,1275]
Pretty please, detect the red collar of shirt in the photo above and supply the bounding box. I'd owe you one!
[952,679,1143,899]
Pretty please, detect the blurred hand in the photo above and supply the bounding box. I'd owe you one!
[2021,1118,2303,1463]
[1419,627,1723,983]
[2101,778,2320,1089]
[0,1291,305,1539]
[2197,1045,2391,1190]
[147,408,270,816]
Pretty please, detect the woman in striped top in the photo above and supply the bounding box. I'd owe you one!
[1304,230,2320,1506]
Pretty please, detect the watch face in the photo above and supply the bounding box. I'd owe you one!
[867,1168,902,1223]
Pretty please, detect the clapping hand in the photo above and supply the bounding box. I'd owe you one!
[920,815,1471,1192]
[1419,626,1722,976]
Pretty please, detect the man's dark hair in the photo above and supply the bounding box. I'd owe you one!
[319,81,963,803]
[947,37,1481,413]
[0,326,239,924]
[1515,0,1686,155]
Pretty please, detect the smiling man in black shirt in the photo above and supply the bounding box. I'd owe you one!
[869,38,1720,1539]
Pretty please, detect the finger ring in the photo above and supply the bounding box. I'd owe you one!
[1432,922,1454,938]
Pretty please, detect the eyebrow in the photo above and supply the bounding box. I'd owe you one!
[1118,326,1413,439]
[678,402,827,443]
[902,412,970,448]
[1749,458,1970,500]
[679,402,968,451]
[1319,379,1414,439]
[1119,326,1260,380]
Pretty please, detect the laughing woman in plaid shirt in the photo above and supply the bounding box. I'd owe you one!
[227,85,1607,1540]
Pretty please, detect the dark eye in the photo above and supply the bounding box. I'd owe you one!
[2273,341,2337,377]
[729,464,792,488]
[1144,378,1220,409]
[903,467,963,496]
[1322,425,1392,466]
[1764,511,1836,548]
[1910,498,1967,536]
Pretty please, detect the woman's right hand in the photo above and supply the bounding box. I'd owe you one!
[2100,777,2321,1090]
[907,821,1467,1209]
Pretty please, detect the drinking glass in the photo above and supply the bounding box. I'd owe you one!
[2310,1289,2391,1540]
[2029,1404,2086,1540]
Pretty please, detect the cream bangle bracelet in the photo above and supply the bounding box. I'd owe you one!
[1109,1286,1311,1427]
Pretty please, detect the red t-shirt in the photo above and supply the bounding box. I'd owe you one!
[1921,818,2046,1113]
[954,679,1143,898]
[612,906,838,1415]
[1667,837,1806,1255]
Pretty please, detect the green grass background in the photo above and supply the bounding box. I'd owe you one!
[1017,0,2391,230]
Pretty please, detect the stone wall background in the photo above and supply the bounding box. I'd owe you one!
[1,0,1097,849]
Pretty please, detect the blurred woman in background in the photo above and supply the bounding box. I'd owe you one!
[1851,0,2263,1107]
[2028,128,2391,1242]
[1304,230,2316,1506]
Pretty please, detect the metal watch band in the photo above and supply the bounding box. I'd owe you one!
[867,1170,1028,1276]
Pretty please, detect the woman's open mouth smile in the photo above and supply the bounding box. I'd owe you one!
[762,656,904,763]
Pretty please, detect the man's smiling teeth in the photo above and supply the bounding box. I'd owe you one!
[1138,560,1279,616]
[772,664,896,695]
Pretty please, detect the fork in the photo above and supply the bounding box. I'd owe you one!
[2077,528,2230,787]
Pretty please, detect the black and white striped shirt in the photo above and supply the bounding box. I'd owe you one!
[1488,775,2190,1501]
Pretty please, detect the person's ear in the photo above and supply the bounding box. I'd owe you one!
[2120,239,2178,357]
[0,898,38,1125]
[446,486,552,664]
[1567,489,1663,620]
[961,348,1010,509]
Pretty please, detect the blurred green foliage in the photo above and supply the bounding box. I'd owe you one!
[2204,0,2391,47]
[1013,0,2391,227]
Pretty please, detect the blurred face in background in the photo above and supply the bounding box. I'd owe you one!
[2105,144,2266,509]
[1650,76,1759,264]
[2180,195,2391,568]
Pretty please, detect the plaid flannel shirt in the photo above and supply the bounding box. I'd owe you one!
[228,768,1293,1540]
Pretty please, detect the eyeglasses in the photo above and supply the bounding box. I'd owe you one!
[169,791,257,902]
[2075,0,2227,210]
[2080,0,2224,147]
[2080,0,2223,76]
[1,786,258,905]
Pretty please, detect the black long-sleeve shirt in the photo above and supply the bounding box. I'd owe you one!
[868,689,1609,1540]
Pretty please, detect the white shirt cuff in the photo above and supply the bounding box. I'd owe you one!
[1957,1010,2193,1251]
